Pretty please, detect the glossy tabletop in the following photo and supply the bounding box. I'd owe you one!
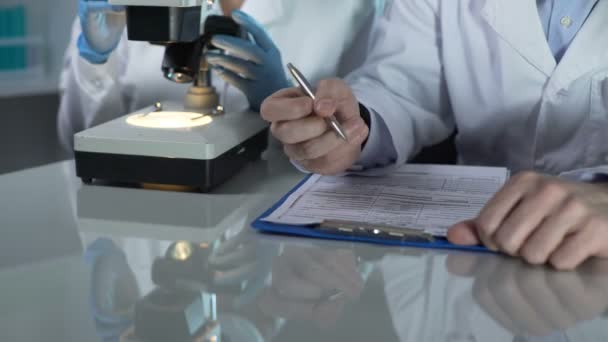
[2,150,608,342]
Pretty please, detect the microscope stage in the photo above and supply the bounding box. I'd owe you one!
[74,102,269,191]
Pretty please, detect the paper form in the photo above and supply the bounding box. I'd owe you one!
[262,164,509,237]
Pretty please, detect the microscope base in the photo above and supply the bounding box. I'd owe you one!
[75,129,268,192]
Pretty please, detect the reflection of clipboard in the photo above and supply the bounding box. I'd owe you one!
[251,175,491,253]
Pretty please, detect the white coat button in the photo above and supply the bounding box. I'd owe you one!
[560,16,572,28]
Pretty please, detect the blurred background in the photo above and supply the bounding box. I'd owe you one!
[0,0,76,174]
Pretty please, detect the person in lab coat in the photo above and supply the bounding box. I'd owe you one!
[260,0,608,270]
[57,0,378,150]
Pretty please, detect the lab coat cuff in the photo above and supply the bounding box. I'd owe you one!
[356,109,383,167]
[289,159,351,177]
[348,80,413,166]
[290,159,311,174]
[559,166,608,183]
[347,109,398,176]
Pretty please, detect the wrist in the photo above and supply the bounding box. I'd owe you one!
[78,35,112,64]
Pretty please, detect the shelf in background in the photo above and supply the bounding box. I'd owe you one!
[0,36,43,47]
[0,77,59,98]
[0,0,76,99]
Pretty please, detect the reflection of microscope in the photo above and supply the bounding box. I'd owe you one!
[123,239,275,342]
[74,0,269,192]
[118,241,222,342]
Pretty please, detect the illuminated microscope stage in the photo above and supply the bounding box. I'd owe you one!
[74,102,269,191]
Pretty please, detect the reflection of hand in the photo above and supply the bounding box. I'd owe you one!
[446,253,608,337]
[257,247,364,328]
[208,229,259,285]
[448,172,608,270]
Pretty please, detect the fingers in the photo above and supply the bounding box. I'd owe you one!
[492,181,569,255]
[282,118,366,161]
[490,263,555,336]
[261,89,314,122]
[298,147,363,176]
[545,270,605,322]
[261,79,358,127]
[463,245,608,337]
[447,220,480,246]
[212,261,257,286]
[319,250,364,298]
[231,10,275,51]
[212,66,251,94]
[314,79,360,122]
[272,253,324,300]
[206,52,259,80]
[210,35,264,64]
[474,172,540,250]
[515,267,576,331]
[297,125,369,175]
[268,87,306,99]
[444,251,484,277]
[468,171,608,269]
[472,258,522,334]
[548,219,603,270]
[315,78,355,104]
[270,248,362,301]
[519,197,589,265]
[270,115,328,145]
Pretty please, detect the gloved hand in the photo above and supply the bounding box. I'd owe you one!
[78,0,126,64]
[206,10,290,112]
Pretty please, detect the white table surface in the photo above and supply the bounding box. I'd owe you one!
[1,152,608,342]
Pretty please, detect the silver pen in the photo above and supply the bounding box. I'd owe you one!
[286,63,348,141]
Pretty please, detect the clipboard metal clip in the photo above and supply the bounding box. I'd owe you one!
[318,220,435,243]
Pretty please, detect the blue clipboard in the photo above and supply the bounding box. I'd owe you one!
[251,175,491,253]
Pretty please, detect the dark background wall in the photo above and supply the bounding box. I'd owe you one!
[0,94,68,175]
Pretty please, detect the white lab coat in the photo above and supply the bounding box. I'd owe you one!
[348,0,608,176]
[57,0,377,150]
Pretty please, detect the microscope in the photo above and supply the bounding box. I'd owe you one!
[120,240,273,342]
[74,0,269,192]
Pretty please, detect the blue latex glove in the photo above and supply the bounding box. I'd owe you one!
[78,0,126,64]
[206,10,290,111]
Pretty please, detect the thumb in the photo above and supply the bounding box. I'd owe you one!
[447,220,481,246]
[313,79,359,121]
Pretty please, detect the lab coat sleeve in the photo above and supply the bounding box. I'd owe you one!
[57,19,130,152]
[345,0,455,169]
[353,109,398,171]
[559,167,608,182]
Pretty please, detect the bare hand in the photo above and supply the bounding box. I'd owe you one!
[260,79,369,175]
[447,171,608,270]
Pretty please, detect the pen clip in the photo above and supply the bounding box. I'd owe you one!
[317,220,435,243]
